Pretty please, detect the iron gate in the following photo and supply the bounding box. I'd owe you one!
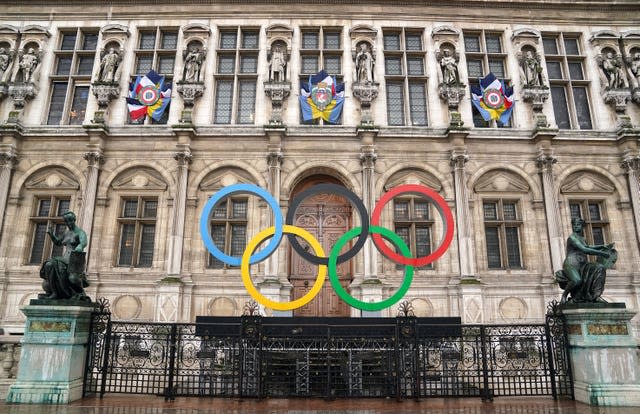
[83,301,572,400]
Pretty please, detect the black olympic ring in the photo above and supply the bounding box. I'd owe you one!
[285,183,369,266]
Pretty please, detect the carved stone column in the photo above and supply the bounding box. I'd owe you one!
[536,149,563,273]
[0,149,18,243]
[79,151,104,248]
[360,148,378,280]
[265,149,283,280]
[450,148,475,279]
[167,149,192,276]
[621,151,640,250]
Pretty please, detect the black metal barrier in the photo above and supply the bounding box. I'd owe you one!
[83,310,572,401]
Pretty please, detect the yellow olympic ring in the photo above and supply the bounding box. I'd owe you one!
[241,225,326,311]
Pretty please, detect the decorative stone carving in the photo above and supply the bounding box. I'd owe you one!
[176,81,205,108]
[359,150,377,169]
[436,44,465,110]
[177,24,210,123]
[352,82,379,126]
[354,41,374,84]
[91,83,120,108]
[182,44,205,84]
[268,41,288,83]
[590,32,632,115]
[14,46,41,84]
[263,26,293,126]
[97,47,123,83]
[267,150,284,167]
[7,82,36,108]
[621,31,640,106]
[349,25,379,126]
[0,47,15,84]
[264,82,291,126]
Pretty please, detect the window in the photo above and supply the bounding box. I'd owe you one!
[28,197,71,264]
[47,29,97,125]
[543,33,592,129]
[117,197,157,267]
[483,200,523,269]
[569,200,608,245]
[131,27,178,124]
[383,29,428,126]
[214,28,259,124]
[463,31,509,127]
[208,198,248,268]
[393,197,433,269]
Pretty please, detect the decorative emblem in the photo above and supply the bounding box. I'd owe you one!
[138,85,160,106]
[311,81,332,111]
[482,88,504,109]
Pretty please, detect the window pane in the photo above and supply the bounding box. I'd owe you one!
[51,223,66,258]
[220,32,237,49]
[503,202,517,221]
[324,56,341,74]
[213,201,227,218]
[394,201,409,219]
[118,224,136,266]
[82,33,98,50]
[158,56,174,74]
[472,106,489,128]
[592,226,605,246]
[588,203,601,221]
[384,33,401,51]
[542,37,558,55]
[464,35,481,52]
[240,55,257,73]
[564,38,579,55]
[38,199,52,217]
[386,82,405,126]
[467,59,483,78]
[485,227,501,268]
[385,57,402,75]
[29,223,48,264]
[302,32,318,49]
[546,61,563,79]
[77,56,94,76]
[57,199,70,215]
[217,55,235,74]
[408,82,427,126]
[56,57,72,75]
[485,35,502,53]
[415,227,431,257]
[242,31,258,49]
[230,224,247,257]
[214,80,233,124]
[61,33,77,50]
[237,80,256,124]
[136,56,153,74]
[551,86,571,129]
[209,225,225,268]
[323,32,340,49]
[570,203,582,220]
[488,59,504,78]
[143,200,158,218]
[505,227,522,268]
[123,200,138,217]
[68,86,89,125]
[138,224,155,267]
[483,203,497,220]
[395,227,410,252]
[161,32,178,49]
[573,87,592,129]
[139,32,156,49]
[232,200,247,219]
[47,82,68,125]
[302,55,318,73]
[414,201,429,220]
[568,62,584,80]
[407,57,424,76]
[405,33,422,51]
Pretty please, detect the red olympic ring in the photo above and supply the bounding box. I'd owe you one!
[371,184,455,267]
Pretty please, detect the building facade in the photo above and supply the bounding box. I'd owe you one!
[0,0,639,338]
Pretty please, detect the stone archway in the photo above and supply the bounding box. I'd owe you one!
[289,175,352,317]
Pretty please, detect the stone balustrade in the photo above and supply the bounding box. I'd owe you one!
[0,336,22,400]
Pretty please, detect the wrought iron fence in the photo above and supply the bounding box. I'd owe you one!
[83,304,572,400]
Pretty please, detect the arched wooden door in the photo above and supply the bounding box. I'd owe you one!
[289,176,352,317]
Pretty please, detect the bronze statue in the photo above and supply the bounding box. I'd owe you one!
[555,217,616,304]
[39,211,91,301]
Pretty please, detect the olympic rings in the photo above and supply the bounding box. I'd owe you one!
[371,184,455,267]
[286,184,369,265]
[200,183,283,266]
[329,226,413,311]
[241,225,326,311]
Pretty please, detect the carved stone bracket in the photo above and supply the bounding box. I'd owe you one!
[174,151,193,167]
[522,86,549,112]
[83,151,105,167]
[352,82,379,126]
[264,81,291,125]
[450,149,469,169]
[438,83,465,111]
[267,150,284,167]
[176,82,204,108]
[536,149,558,172]
[91,82,120,109]
[359,150,378,169]
[7,82,36,108]
[603,88,632,113]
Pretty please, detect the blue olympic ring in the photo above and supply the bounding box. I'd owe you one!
[199,183,283,266]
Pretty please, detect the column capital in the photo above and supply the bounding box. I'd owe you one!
[83,151,104,167]
[267,151,284,167]
[536,148,557,171]
[0,150,18,169]
[359,151,378,168]
[621,150,640,172]
[450,148,468,168]
[174,151,193,167]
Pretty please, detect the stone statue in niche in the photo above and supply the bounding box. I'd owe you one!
[626,50,640,89]
[97,47,123,83]
[354,41,374,83]
[182,45,205,83]
[555,217,616,304]
[39,211,91,302]
[437,46,460,85]
[268,42,287,82]
[518,49,544,87]
[598,50,628,89]
[16,47,41,83]
[0,47,15,83]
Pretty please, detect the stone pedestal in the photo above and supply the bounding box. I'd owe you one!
[563,304,640,406]
[6,303,95,404]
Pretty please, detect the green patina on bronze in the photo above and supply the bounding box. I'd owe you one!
[587,323,628,335]
[29,320,71,332]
